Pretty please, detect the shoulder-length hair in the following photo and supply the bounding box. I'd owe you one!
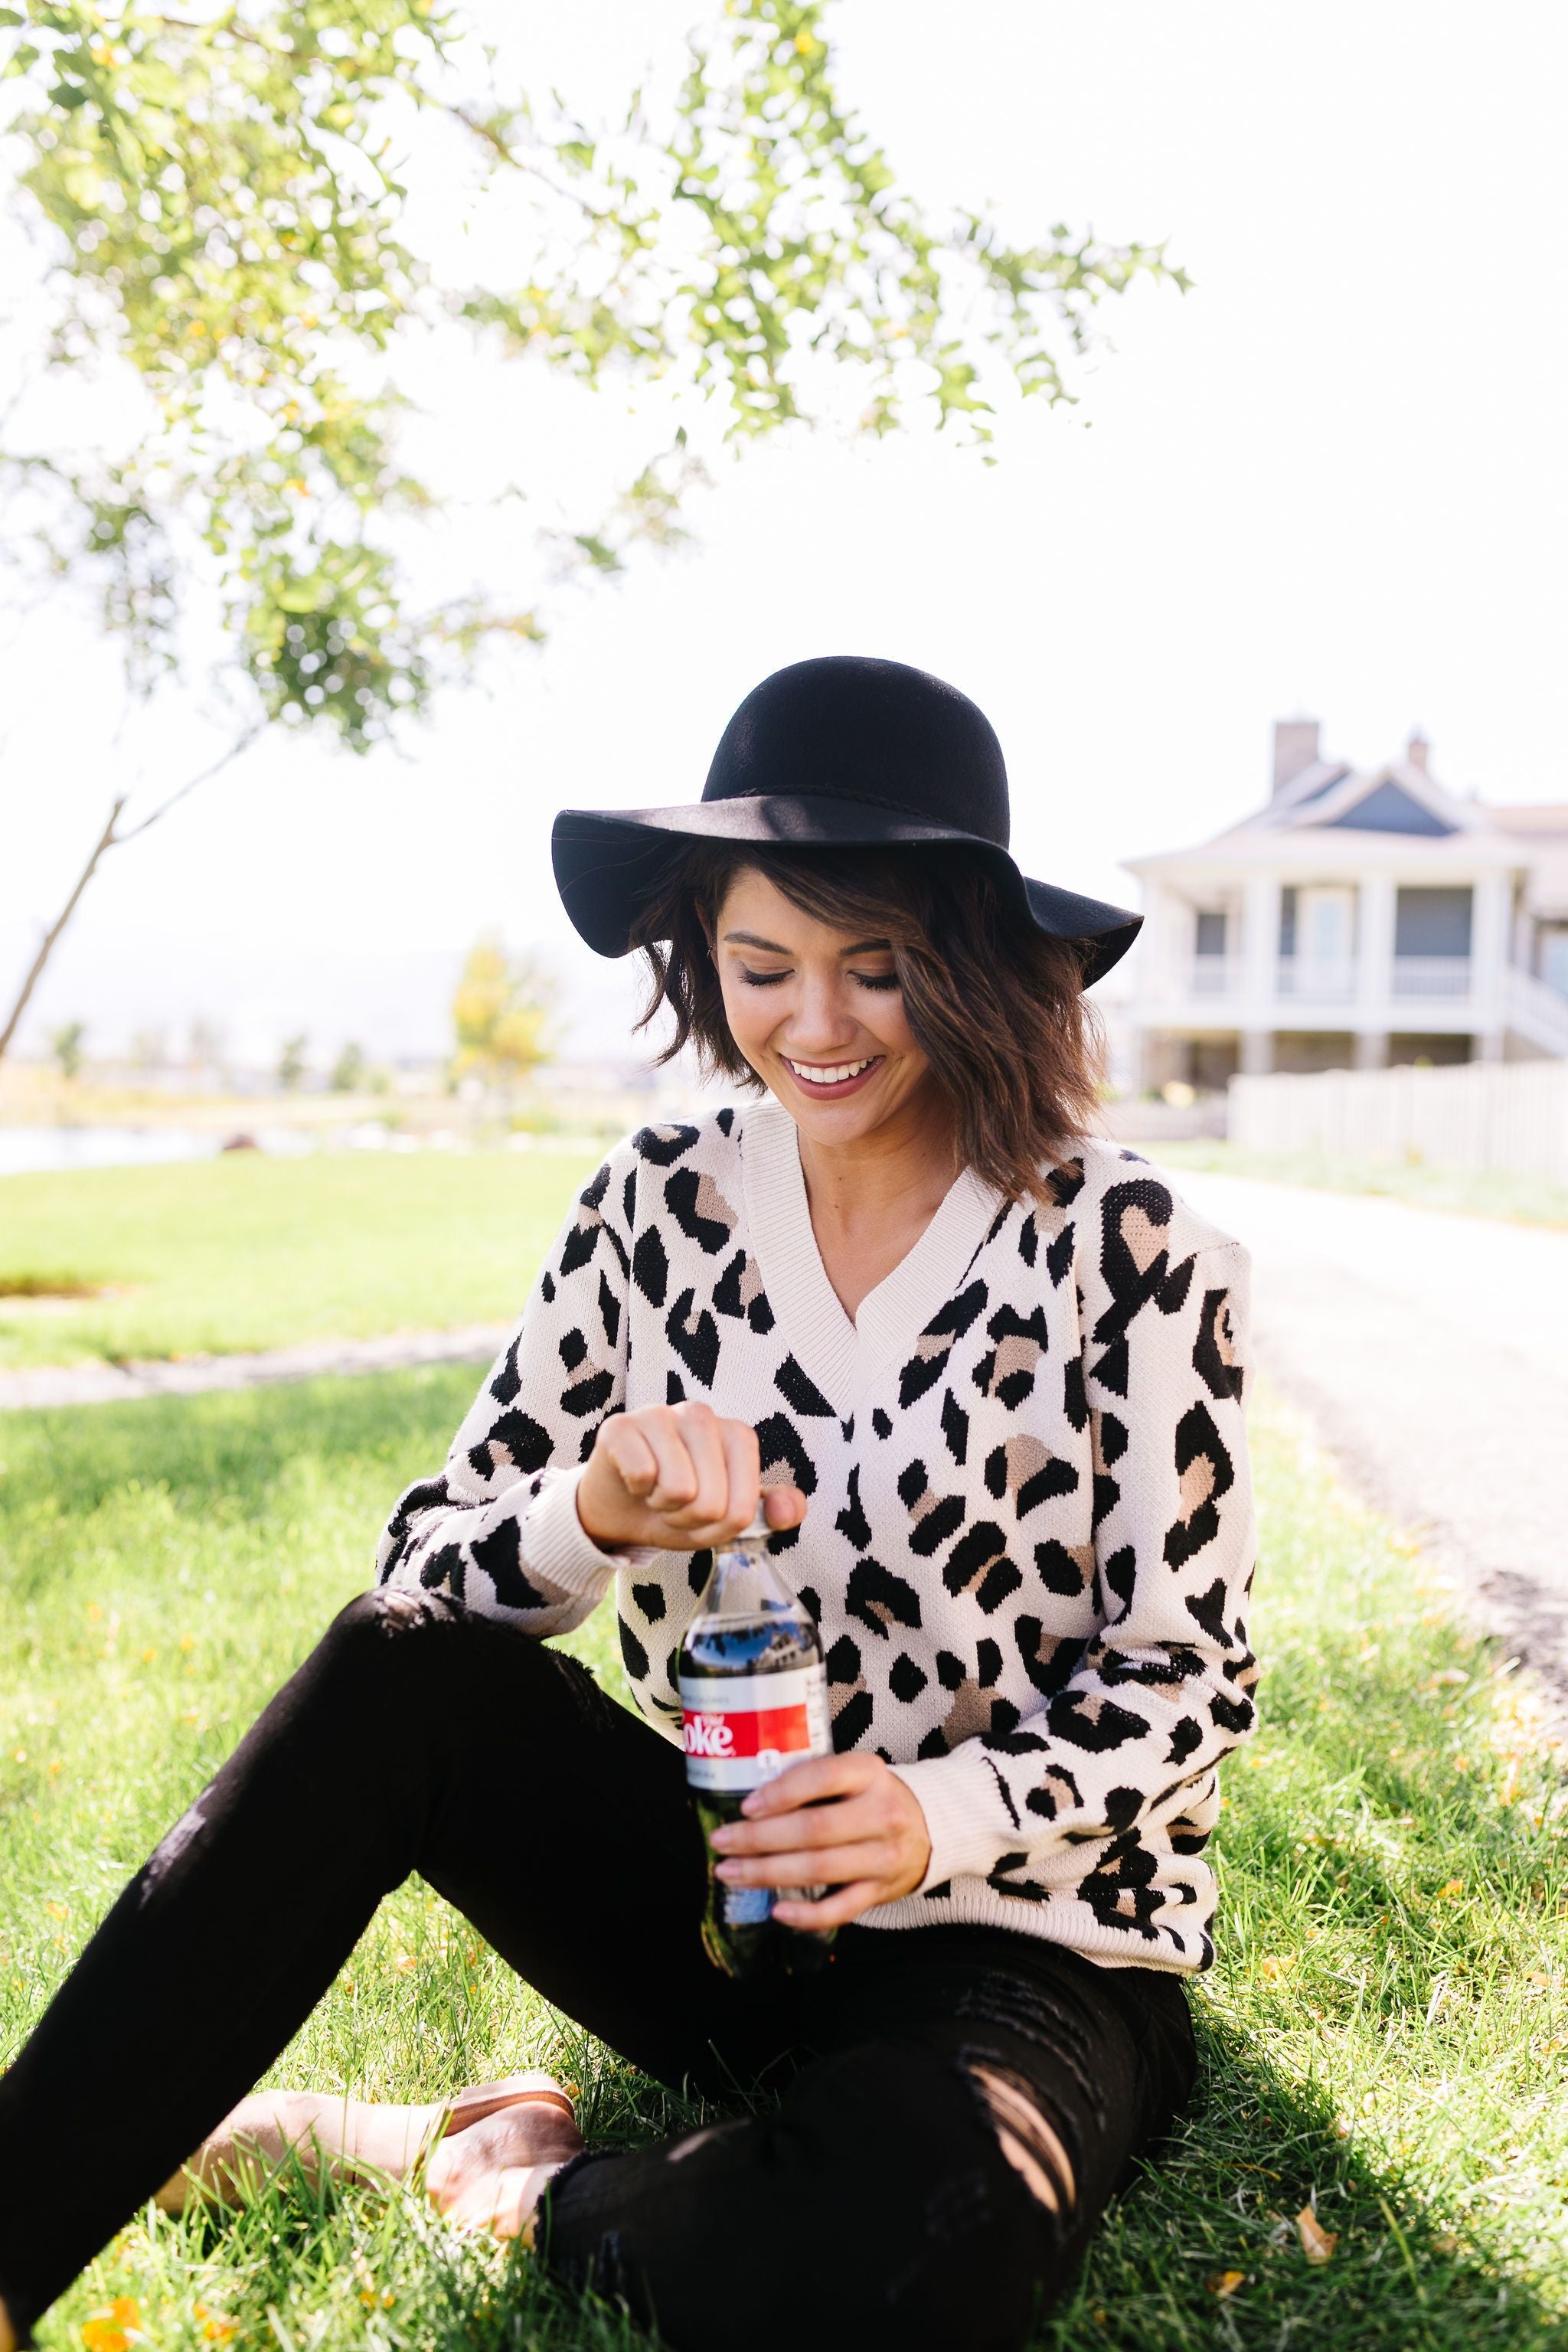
[630,840,1105,1205]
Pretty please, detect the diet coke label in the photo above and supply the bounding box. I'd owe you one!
[678,1664,832,1792]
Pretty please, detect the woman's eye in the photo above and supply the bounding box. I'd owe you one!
[737,965,789,988]
[851,971,899,992]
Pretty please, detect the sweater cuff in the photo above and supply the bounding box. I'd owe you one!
[888,1746,1016,1891]
[520,1468,628,1602]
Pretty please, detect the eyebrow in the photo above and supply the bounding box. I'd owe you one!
[723,930,893,957]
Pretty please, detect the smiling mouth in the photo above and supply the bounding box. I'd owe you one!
[781,1054,884,1095]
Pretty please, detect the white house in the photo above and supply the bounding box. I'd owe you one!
[1119,721,1568,1093]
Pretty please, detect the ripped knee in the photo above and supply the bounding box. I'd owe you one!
[335,1586,456,1642]
[962,2058,1076,2216]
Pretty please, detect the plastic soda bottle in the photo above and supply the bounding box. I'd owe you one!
[678,1509,836,1979]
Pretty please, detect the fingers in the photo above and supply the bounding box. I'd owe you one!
[763,1481,808,1531]
[710,1756,933,1915]
[717,1414,762,1531]
[606,1406,760,1534]
[584,1410,810,1550]
[658,1403,730,1526]
[773,1883,883,1932]
[714,1793,888,1855]
[593,1416,661,1501]
[717,1838,897,1891]
[738,1753,879,1815]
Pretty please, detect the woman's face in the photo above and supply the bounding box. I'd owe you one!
[711,868,939,1148]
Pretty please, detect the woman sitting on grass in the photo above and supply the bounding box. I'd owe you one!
[0,658,1257,2352]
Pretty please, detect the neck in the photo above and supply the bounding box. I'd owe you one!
[793,1090,959,1236]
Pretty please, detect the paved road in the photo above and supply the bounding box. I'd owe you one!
[1160,1165,1568,1697]
[0,1324,511,1412]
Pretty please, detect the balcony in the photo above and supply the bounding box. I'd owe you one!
[1391,956,1472,998]
[1277,956,1357,1000]
[1189,952,1240,997]
[1160,951,1480,1011]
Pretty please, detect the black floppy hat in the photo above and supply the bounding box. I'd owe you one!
[551,655,1141,987]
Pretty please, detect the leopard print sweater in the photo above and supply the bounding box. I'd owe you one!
[377,1099,1258,1973]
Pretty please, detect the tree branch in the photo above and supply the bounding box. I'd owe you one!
[0,723,263,1065]
[113,722,264,842]
[0,796,126,1064]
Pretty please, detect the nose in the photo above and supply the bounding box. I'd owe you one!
[778,969,862,1057]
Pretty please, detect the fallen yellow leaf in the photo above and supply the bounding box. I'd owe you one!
[82,2298,142,2352]
[1207,2269,1246,2298]
[1297,2207,1338,2264]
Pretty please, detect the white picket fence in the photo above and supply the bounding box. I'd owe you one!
[1228,1058,1568,1181]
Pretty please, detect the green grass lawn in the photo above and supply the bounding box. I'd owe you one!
[0,1153,598,1372]
[2,1366,1565,2348]
[1152,1138,1568,1230]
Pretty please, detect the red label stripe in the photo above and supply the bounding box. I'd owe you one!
[681,1702,812,1762]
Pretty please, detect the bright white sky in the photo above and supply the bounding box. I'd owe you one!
[4,0,1566,1068]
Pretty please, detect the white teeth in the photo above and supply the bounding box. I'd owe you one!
[786,1057,876,1086]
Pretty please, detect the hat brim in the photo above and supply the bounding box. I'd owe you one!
[551,795,1142,988]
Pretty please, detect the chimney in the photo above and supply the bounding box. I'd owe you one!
[1406,729,1430,773]
[1272,717,1321,797]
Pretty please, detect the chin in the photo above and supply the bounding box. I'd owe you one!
[775,1075,897,1140]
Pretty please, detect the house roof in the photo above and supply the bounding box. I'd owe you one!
[1124,744,1560,877]
[1488,803,1568,836]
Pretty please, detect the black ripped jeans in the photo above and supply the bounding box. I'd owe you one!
[0,1592,1195,2351]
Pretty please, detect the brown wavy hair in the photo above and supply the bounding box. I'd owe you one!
[630,840,1105,1205]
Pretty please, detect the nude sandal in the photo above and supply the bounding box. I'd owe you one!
[439,2072,577,2138]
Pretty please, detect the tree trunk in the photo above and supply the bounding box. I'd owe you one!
[0,798,126,1065]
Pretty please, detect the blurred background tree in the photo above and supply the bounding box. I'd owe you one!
[328,1039,368,1093]
[451,936,553,1092]
[0,0,1182,1061]
[47,1018,87,1080]
[276,1031,309,1090]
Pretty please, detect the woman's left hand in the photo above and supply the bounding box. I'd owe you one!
[708,1753,932,1931]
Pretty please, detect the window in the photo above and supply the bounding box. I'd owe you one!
[1394,887,1472,957]
[1540,926,1568,998]
[1195,910,1228,957]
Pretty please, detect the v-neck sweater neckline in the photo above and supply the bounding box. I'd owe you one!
[739,1096,1002,1419]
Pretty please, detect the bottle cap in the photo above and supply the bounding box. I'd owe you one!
[727,1506,773,1544]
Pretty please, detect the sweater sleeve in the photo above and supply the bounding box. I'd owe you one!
[374,1151,638,1634]
[890,1225,1258,1900]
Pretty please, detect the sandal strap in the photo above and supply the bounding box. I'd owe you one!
[442,2083,576,2138]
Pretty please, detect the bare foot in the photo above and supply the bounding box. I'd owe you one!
[156,2089,443,2211]
[157,2076,577,2215]
[424,2097,585,2241]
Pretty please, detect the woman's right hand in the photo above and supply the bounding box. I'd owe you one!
[576,1402,806,1553]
